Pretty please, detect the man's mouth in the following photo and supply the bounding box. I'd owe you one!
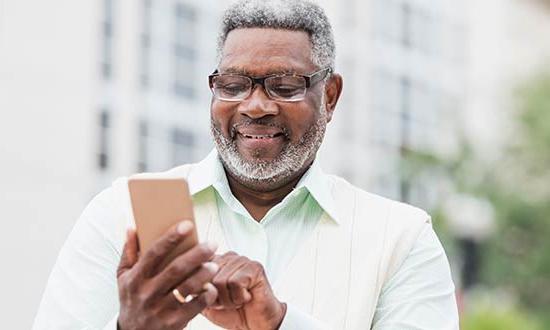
[232,124,288,157]
[233,123,288,140]
[239,132,285,139]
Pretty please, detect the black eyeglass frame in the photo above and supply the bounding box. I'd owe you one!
[208,67,332,102]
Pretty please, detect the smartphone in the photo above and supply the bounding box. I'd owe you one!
[128,178,198,269]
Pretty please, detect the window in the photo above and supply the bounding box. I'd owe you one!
[370,70,402,147]
[140,0,152,88]
[410,9,433,53]
[399,76,411,149]
[172,128,195,165]
[372,0,401,41]
[98,110,111,170]
[173,2,197,98]
[137,120,149,172]
[401,2,412,48]
[101,0,114,79]
[373,0,435,53]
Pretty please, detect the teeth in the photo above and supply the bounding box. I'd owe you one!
[243,134,277,139]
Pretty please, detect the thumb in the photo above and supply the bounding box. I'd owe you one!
[117,228,139,278]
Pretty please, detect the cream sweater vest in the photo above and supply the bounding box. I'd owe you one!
[113,163,430,329]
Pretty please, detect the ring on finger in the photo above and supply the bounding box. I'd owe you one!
[172,288,193,304]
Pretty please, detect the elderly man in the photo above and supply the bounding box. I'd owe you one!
[33,0,459,329]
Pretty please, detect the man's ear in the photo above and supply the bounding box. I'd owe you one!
[323,73,343,123]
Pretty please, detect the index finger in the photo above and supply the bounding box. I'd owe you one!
[134,220,195,278]
[116,229,139,278]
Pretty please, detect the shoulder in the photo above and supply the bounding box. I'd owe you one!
[327,174,430,226]
[79,162,200,248]
[326,174,431,281]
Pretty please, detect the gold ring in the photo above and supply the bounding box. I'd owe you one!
[172,288,187,304]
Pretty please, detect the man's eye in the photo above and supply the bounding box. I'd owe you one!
[270,85,302,97]
[219,84,247,95]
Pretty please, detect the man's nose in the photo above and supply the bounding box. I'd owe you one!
[237,85,279,118]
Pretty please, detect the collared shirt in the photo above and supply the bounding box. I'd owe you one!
[33,150,459,329]
[206,150,328,283]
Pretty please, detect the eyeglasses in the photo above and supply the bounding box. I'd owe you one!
[208,67,331,102]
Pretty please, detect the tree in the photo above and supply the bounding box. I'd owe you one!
[400,71,550,325]
[479,73,550,321]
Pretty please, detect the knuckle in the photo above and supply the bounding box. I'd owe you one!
[227,282,240,291]
[211,276,224,287]
[124,273,140,291]
[147,245,164,260]
[163,265,178,279]
[166,263,188,279]
[149,234,179,258]
[249,260,266,276]
[250,260,263,269]
[178,282,194,295]
[162,233,181,249]
[196,244,214,258]
[227,276,242,289]
[239,256,251,264]
[137,290,151,306]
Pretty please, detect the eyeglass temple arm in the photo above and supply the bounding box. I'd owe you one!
[306,68,332,88]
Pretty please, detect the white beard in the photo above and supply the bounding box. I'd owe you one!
[211,99,327,189]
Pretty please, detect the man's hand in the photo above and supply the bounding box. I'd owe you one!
[202,252,287,330]
[116,221,219,330]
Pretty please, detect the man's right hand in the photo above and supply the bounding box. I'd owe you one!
[116,221,219,330]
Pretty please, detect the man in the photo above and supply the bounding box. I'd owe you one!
[33,0,459,329]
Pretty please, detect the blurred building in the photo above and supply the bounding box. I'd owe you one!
[0,0,220,327]
[465,0,550,159]
[317,0,467,210]
[95,0,220,191]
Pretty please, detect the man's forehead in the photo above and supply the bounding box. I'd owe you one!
[218,66,302,76]
[219,28,316,75]
[224,27,311,46]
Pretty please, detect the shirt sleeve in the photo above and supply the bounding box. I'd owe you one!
[279,304,332,330]
[371,224,459,330]
[32,188,123,330]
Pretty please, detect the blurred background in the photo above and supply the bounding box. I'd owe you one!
[1,0,550,328]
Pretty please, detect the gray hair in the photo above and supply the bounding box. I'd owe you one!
[217,0,336,70]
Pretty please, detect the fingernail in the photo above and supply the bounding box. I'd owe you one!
[204,262,219,273]
[177,220,193,234]
[206,241,218,252]
[203,282,215,291]
[203,283,218,306]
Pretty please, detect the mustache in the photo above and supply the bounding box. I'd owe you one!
[230,118,290,139]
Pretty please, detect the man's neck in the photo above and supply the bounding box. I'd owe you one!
[224,165,310,222]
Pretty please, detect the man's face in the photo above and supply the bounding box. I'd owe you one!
[210,28,333,191]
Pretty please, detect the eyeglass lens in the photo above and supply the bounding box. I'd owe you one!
[212,75,307,101]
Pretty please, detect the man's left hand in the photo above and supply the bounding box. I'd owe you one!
[202,252,286,330]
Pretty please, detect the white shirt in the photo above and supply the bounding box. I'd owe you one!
[33,151,459,329]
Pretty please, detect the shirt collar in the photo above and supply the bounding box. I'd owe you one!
[187,149,339,224]
[187,149,223,195]
[293,160,339,223]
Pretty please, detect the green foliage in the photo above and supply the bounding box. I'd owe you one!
[400,71,550,326]
[461,304,543,330]
[479,73,550,314]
